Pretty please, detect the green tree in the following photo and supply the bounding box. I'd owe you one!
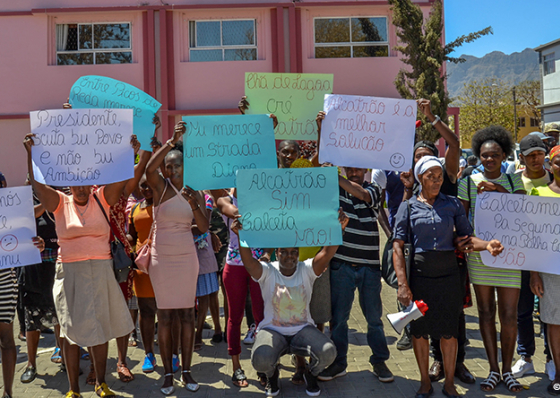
[455,78,515,147]
[388,0,492,141]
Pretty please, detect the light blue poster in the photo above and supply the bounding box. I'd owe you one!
[237,167,343,248]
[182,114,277,190]
[69,76,161,150]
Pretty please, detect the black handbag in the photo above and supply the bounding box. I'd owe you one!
[93,194,132,284]
[381,200,413,289]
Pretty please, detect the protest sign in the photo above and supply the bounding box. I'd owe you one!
[0,186,41,269]
[30,108,134,186]
[318,94,417,171]
[244,72,333,140]
[69,76,161,150]
[236,167,343,248]
[182,114,277,190]
[475,192,560,275]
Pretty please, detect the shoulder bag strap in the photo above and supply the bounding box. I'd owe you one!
[93,193,122,244]
[145,180,168,242]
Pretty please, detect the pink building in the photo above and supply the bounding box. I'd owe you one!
[0,0,442,185]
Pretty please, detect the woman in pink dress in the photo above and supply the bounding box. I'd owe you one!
[146,121,208,395]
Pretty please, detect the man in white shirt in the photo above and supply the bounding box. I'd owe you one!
[231,211,348,397]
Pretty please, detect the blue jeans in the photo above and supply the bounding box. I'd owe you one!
[330,261,390,368]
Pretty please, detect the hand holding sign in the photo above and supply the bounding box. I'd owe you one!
[236,167,343,248]
[244,73,333,140]
[318,94,417,171]
[29,108,134,186]
[69,76,162,150]
[0,186,41,269]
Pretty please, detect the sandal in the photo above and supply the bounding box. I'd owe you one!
[161,373,175,396]
[480,371,500,392]
[117,362,135,383]
[95,382,116,397]
[51,347,62,363]
[128,335,137,347]
[502,371,523,392]
[86,364,97,385]
[65,391,81,398]
[548,381,560,396]
[182,370,200,392]
[80,348,90,360]
[231,368,248,388]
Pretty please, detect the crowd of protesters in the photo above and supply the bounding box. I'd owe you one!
[0,98,559,398]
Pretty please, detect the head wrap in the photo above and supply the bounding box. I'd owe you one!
[413,141,439,158]
[550,145,560,161]
[414,156,442,183]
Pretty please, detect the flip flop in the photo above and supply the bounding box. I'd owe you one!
[51,347,62,363]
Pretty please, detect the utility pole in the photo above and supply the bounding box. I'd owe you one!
[512,86,518,143]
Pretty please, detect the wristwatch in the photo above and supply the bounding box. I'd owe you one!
[431,115,441,126]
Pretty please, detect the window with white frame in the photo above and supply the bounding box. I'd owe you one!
[189,19,257,62]
[56,23,132,65]
[314,17,389,59]
[544,53,555,75]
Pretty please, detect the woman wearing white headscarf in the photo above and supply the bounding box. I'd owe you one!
[392,156,504,398]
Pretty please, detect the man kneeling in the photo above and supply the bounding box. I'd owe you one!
[231,210,348,397]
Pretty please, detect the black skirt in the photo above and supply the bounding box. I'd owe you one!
[409,251,462,340]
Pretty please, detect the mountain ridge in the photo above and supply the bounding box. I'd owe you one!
[446,48,539,100]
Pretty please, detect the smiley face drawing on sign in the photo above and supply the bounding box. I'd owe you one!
[0,235,18,252]
[389,153,406,169]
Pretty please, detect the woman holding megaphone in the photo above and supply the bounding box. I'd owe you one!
[392,156,503,398]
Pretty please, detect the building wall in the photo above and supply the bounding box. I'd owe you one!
[542,43,560,106]
[0,0,437,185]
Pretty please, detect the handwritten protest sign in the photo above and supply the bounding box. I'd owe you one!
[318,94,417,171]
[0,186,41,269]
[30,109,134,186]
[244,72,333,140]
[475,192,560,275]
[182,114,277,190]
[236,167,343,248]
[69,76,161,150]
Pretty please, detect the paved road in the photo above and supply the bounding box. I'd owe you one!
[6,233,554,397]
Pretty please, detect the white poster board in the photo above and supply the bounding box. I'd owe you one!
[475,192,560,274]
[318,94,417,171]
[0,186,41,269]
[30,109,134,186]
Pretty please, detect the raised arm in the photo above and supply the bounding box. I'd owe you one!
[311,111,325,168]
[217,193,238,220]
[146,121,186,196]
[311,208,348,276]
[231,216,263,280]
[338,175,373,203]
[417,99,460,183]
[24,133,60,213]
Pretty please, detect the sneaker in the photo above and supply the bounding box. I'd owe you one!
[317,363,347,381]
[142,353,156,373]
[243,324,257,345]
[372,362,394,383]
[512,356,535,378]
[172,354,180,373]
[266,367,280,397]
[547,360,557,381]
[396,331,412,351]
[303,371,321,396]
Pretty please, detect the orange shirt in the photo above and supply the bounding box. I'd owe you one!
[53,187,112,263]
[130,202,153,247]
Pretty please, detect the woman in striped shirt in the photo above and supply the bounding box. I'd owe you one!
[457,126,525,393]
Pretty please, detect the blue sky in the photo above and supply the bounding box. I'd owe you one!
[444,0,560,58]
